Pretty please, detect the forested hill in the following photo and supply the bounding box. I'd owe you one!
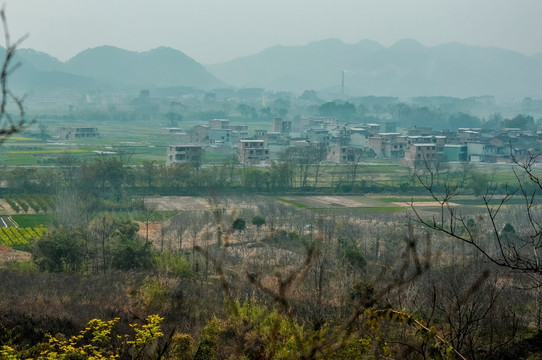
[207,38,542,99]
[5,46,226,93]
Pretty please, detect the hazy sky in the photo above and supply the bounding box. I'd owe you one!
[4,0,542,64]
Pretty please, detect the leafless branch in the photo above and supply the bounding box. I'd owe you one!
[0,8,30,143]
[413,156,542,286]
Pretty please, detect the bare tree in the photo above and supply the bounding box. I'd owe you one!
[88,212,116,273]
[412,154,542,287]
[345,146,364,186]
[137,198,159,246]
[0,8,30,143]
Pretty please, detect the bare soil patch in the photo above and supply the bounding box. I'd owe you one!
[0,246,31,263]
[136,222,163,243]
[311,196,367,207]
[144,196,211,211]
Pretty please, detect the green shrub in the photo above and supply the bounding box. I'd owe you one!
[154,252,192,277]
[232,217,246,231]
[140,278,169,308]
[251,215,266,228]
[4,195,20,213]
[13,195,28,213]
[24,194,40,212]
[7,260,38,273]
[168,333,194,360]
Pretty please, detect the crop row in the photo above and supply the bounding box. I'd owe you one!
[4,194,55,213]
[0,226,46,246]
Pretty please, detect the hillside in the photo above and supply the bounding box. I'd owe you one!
[65,46,225,90]
[5,45,225,93]
[207,38,542,99]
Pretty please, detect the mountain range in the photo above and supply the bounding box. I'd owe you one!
[5,39,542,99]
[7,46,225,93]
[208,38,542,99]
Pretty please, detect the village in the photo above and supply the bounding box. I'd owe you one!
[166,115,542,168]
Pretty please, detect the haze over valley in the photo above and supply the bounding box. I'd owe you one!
[3,2,542,359]
[9,38,542,100]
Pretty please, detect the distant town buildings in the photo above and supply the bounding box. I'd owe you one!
[59,126,100,140]
[166,113,542,167]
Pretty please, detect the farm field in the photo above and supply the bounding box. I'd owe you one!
[275,195,462,210]
[141,194,473,213]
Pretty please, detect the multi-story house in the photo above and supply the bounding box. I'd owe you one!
[208,119,230,129]
[327,145,364,164]
[443,144,468,162]
[209,128,234,145]
[59,126,100,140]
[403,143,439,167]
[367,133,406,159]
[237,140,270,164]
[188,125,210,144]
[166,144,203,167]
[307,128,331,147]
[272,117,292,135]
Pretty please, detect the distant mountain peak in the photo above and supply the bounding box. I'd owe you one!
[355,39,385,51]
[307,38,345,46]
[206,38,542,98]
[10,44,225,92]
[389,39,426,51]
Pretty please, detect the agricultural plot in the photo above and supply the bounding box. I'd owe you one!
[0,226,46,246]
[143,196,212,211]
[143,195,457,214]
[1,194,55,214]
[276,196,369,209]
[274,195,465,212]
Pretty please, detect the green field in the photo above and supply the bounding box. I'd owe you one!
[12,214,54,228]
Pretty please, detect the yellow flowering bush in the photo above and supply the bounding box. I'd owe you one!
[0,315,163,359]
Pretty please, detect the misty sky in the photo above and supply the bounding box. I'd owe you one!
[5,0,542,64]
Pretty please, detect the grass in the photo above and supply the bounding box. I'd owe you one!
[5,136,41,141]
[315,206,405,214]
[358,206,405,212]
[12,214,54,227]
[204,150,235,164]
[379,197,435,203]
[452,198,533,206]
[6,149,89,154]
[274,197,310,208]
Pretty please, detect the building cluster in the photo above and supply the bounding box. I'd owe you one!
[167,117,542,167]
[59,126,100,140]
